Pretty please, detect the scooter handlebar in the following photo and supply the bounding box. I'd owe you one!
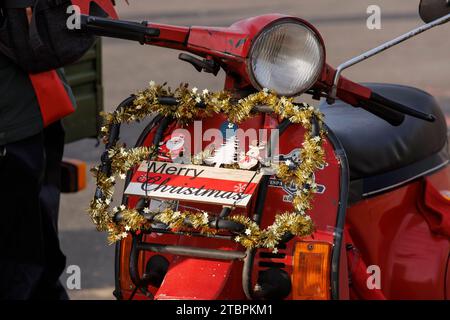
[79,15,160,43]
[357,95,406,126]
[328,73,436,126]
[357,91,436,126]
[370,92,436,122]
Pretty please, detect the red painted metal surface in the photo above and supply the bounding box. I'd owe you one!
[447,255,450,299]
[346,166,450,299]
[188,14,325,59]
[317,64,372,105]
[144,23,189,51]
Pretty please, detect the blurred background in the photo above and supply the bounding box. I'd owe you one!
[60,0,450,299]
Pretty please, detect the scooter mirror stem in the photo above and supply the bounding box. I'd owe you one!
[327,12,450,104]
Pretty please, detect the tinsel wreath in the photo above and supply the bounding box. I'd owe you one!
[89,81,326,250]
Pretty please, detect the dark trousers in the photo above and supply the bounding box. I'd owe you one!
[0,122,68,300]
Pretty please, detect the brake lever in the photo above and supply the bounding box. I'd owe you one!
[179,53,221,76]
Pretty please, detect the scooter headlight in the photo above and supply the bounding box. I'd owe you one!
[248,20,325,96]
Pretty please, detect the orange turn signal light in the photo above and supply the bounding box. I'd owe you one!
[61,158,87,193]
[292,241,332,300]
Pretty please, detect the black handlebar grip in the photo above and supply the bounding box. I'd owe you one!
[371,92,435,122]
[80,15,160,43]
[357,99,406,126]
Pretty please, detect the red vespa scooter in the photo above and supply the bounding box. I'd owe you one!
[81,0,450,300]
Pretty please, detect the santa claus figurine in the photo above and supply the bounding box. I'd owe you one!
[158,134,185,162]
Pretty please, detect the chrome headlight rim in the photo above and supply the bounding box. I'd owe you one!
[247,18,326,97]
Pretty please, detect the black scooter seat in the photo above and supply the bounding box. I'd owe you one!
[320,83,448,181]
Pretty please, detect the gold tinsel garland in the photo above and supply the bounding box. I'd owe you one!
[89,82,326,248]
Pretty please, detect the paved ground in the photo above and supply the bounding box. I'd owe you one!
[60,0,450,299]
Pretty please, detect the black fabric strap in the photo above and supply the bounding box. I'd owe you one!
[0,40,15,61]
[28,5,46,55]
[2,0,36,8]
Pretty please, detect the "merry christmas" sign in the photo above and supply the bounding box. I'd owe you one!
[124,161,263,207]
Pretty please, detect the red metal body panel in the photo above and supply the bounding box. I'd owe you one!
[447,257,450,299]
[346,166,450,299]
[339,234,350,300]
[145,23,190,51]
[188,26,250,58]
[187,14,324,59]
[317,64,372,105]
[154,242,245,300]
